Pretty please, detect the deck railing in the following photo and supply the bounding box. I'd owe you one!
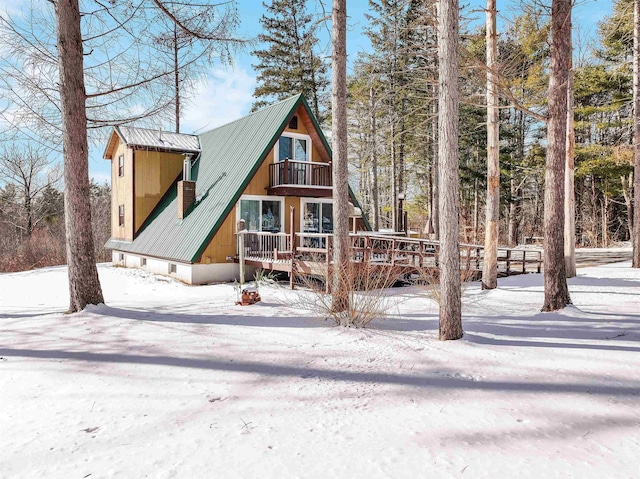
[269,159,332,188]
[238,230,542,278]
[238,231,291,262]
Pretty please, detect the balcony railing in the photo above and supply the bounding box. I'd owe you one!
[269,159,332,188]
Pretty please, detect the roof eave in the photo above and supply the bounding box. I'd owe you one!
[102,127,126,160]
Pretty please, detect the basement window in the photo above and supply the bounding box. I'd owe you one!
[118,154,124,177]
[169,263,177,274]
[118,205,125,226]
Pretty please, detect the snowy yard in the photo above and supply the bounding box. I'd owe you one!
[0,262,639,478]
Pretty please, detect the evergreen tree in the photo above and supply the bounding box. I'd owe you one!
[251,0,329,122]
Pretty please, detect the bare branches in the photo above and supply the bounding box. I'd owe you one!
[0,143,62,236]
[0,0,248,146]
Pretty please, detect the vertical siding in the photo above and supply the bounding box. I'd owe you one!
[134,150,184,233]
[111,140,134,241]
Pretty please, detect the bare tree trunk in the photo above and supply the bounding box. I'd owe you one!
[174,24,180,133]
[55,0,104,312]
[431,92,440,240]
[564,58,576,278]
[602,194,609,247]
[622,174,633,240]
[391,119,398,231]
[633,0,640,267]
[508,174,517,246]
[437,0,462,340]
[370,85,380,231]
[482,0,499,290]
[331,0,349,315]
[473,177,479,244]
[25,194,33,236]
[399,97,406,200]
[542,0,572,311]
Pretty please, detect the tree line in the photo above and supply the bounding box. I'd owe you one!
[0,145,111,272]
[0,144,111,273]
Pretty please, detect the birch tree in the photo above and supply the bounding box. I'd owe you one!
[482,0,499,290]
[437,0,463,339]
[564,57,576,278]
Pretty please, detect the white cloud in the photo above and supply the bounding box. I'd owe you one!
[181,65,256,134]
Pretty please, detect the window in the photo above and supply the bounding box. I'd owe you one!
[276,133,310,162]
[288,116,298,130]
[140,258,147,267]
[169,263,177,274]
[239,197,283,233]
[118,154,124,177]
[118,253,124,262]
[118,205,125,227]
[302,200,333,233]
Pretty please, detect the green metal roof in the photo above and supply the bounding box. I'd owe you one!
[105,94,371,262]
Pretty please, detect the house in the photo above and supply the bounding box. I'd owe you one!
[104,94,369,284]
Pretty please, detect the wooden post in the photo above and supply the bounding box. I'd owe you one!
[505,249,511,276]
[404,210,409,236]
[537,251,542,273]
[238,231,246,286]
[290,205,295,289]
[325,235,332,293]
[522,250,527,274]
[364,235,370,265]
[391,239,396,266]
[283,157,290,185]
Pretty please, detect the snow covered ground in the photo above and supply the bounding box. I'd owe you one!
[0,261,638,478]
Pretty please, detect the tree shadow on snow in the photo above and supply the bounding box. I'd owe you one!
[96,305,330,329]
[374,310,640,353]
[0,346,638,398]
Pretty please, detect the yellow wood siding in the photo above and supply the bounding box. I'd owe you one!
[134,150,184,233]
[110,139,134,241]
[197,104,332,264]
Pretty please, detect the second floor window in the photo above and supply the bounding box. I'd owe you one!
[278,135,309,162]
[118,154,124,177]
[118,205,125,226]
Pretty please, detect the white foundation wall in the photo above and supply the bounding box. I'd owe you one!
[111,251,255,284]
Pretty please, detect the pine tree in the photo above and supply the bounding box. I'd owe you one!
[438,0,463,339]
[542,0,572,311]
[252,0,329,122]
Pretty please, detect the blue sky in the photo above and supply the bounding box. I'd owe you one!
[0,0,614,184]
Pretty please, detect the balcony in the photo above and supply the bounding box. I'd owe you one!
[268,159,332,197]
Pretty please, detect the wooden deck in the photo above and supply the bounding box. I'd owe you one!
[236,231,543,289]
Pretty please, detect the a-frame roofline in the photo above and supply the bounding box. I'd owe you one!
[105,94,371,262]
